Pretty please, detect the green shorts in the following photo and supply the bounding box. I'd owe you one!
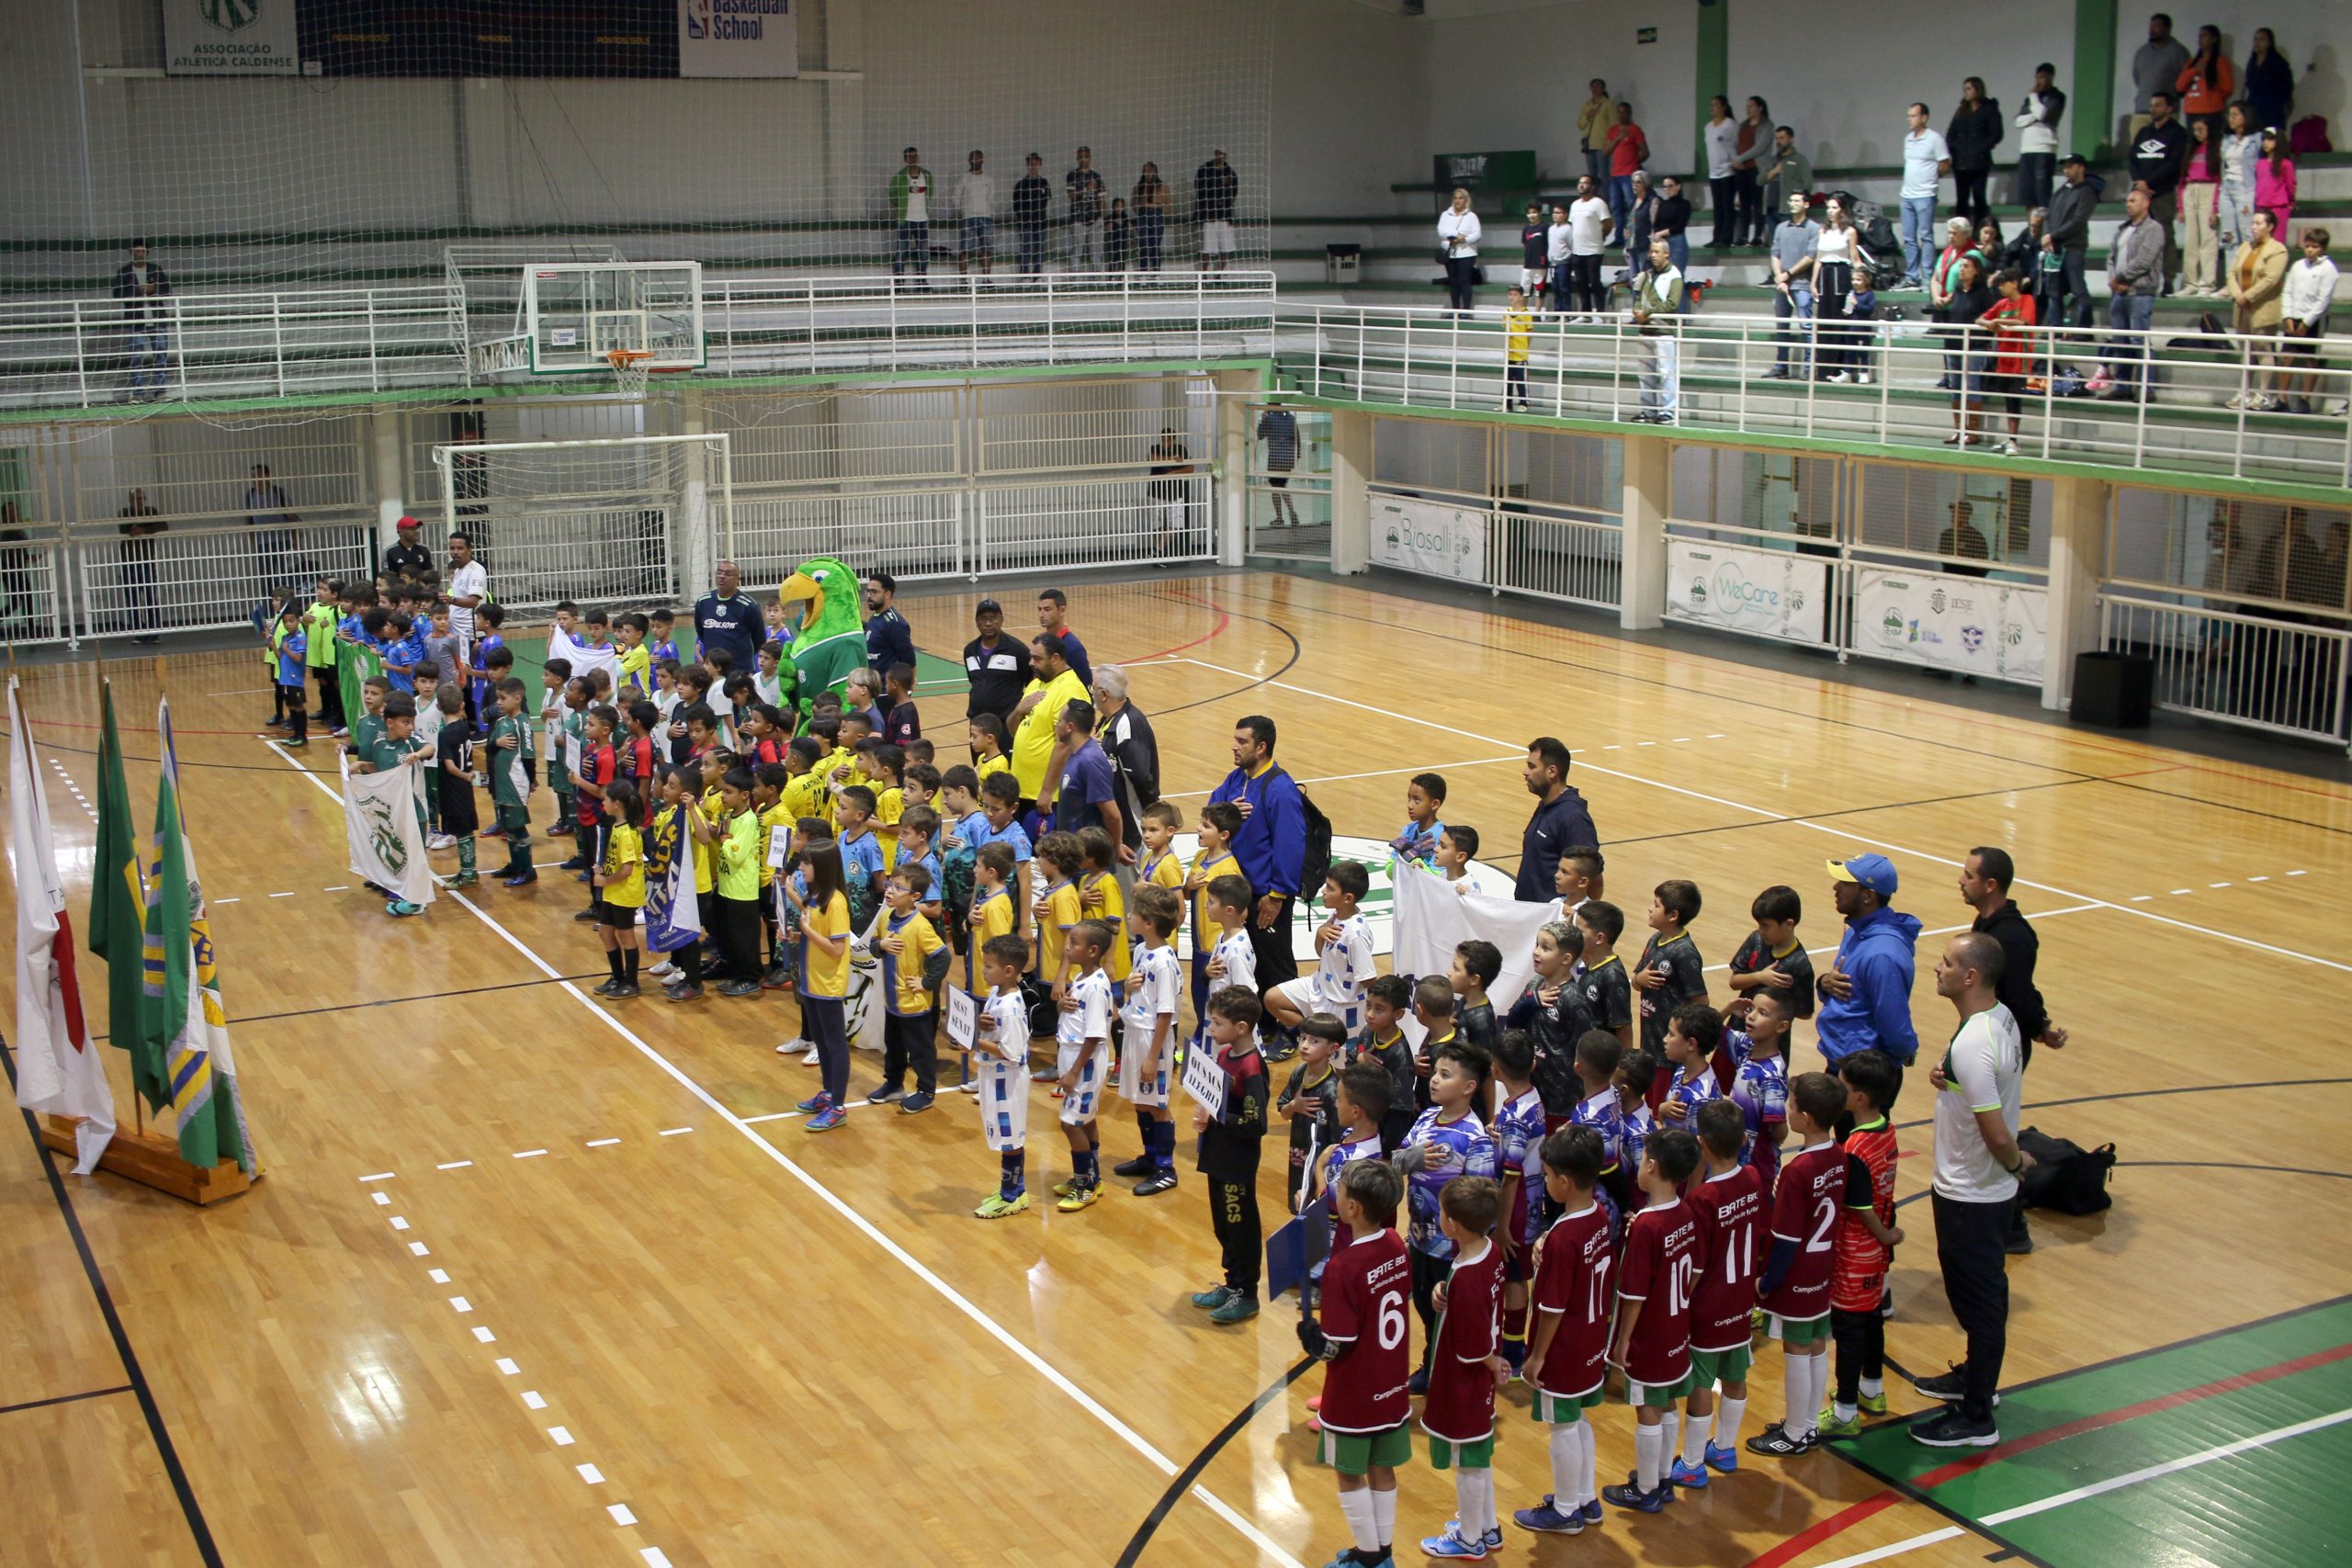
[1529,1387,1605,1424]
[1624,1371,1695,1409]
[1768,1312,1834,1348]
[1319,1424,1412,1474]
[1427,1433,1495,1471]
[1690,1344,1754,1386]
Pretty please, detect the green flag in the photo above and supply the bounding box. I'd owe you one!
[338,638,382,741]
[86,682,165,1112]
[141,700,256,1175]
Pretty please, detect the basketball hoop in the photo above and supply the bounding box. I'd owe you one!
[606,347,656,399]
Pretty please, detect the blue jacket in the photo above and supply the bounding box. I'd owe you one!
[1208,763,1306,898]
[1815,906,1921,1066]
[865,608,916,678]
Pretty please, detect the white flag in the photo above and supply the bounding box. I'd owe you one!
[339,752,437,908]
[7,680,116,1173]
[1391,862,1561,1012]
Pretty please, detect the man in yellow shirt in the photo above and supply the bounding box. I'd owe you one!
[1007,631,1086,813]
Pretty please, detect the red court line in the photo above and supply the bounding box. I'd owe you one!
[1140,589,1232,661]
[1738,1338,2352,1566]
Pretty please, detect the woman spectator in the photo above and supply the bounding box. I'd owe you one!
[1103,197,1134,273]
[1733,97,1774,246]
[1133,163,1170,271]
[1946,77,2004,230]
[2219,102,2260,271]
[1929,216,1981,390]
[1980,268,2040,455]
[2243,28,2293,138]
[1704,96,1738,250]
[1943,254,1995,446]
[2274,227,2339,415]
[1815,196,1861,382]
[2175,24,2233,141]
[1437,187,1482,315]
[2225,209,2290,410]
[2177,117,2224,295]
[1653,175,1692,275]
[2256,128,2296,240]
[1975,219,2005,267]
[1606,102,1648,232]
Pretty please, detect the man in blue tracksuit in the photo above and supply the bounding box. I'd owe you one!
[1207,714,1306,1053]
[1815,853,1922,1098]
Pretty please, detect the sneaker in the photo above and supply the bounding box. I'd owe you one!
[1762,367,1789,380]
[899,1091,934,1114]
[1437,1519,1500,1551]
[572,908,598,922]
[662,983,704,1002]
[386,900,425,918]
[1111,1154,1155,1178]
[1703,1441,1739,1474]
[503,872,538,887]
[1943,432,1965,445]
[331,727,348,738]
[796,1091,833,1114]
[1668,1458,1710,1488]
[1512,1499,1583,1535]
[1827,370,1852,383]
[1190,1284,1238,1310]
[1577,1499,1603,1527]
[278,736,309,748]
[1207,1292,1259,1325]
[1744,1422,1816,1459]
[1860,1391,1889,1416]
[974,1191,1029,1219]
[718,979,761,998]
[605,982,640,999]
[428,833,457,851]
[2226,391,2251,409]
[2006,1220,2035,1256]
[442,871,479,889]
[2001,438,2020,456]
[1816,1408,1863,1438]
[867,1085,904,1104]
[1133,1172,1179,1197]
[1056,1185,1098,1213]
[761,964,791,991]
[645,958,675,977]
[592,978,622,996]
[1029,1067,1057,1083]
[1911,1407,2000,1448]
[807,1106,848,1133]
[557,856,590,872]
[1910,1364,1998,1406]
[1051,1178,1080,1198]
[801,1045,821,1066]
[1600,1480,1666,1513]
[1418,1529,1487,1559]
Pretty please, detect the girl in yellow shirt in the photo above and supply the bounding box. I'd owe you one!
[786,840,854,1131]
[594,781,647,998]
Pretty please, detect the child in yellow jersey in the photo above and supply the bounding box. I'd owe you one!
[652,765,714,1000]
[1076,827,1131,988]
[860,744,906,869]
[871,863,947,1112]
[1137,801,1187,896]
[594,781,648,999]
[1031,831,1084,1071]
[1187,801,1244,1048]
[967,840,1018,997]
[784,838,854,1130]
[753,762,794,986]
[967,713,1017,797]
[779,735,829,825]
[1503,284,1533,411]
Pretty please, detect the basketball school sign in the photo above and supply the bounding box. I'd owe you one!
[679,0,798,76]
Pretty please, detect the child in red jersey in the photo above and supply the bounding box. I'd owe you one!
[1300,1158,1416,1568]
[1512,1126,1614,1537]
[1747,1072,1850,1459]
[1674,1100,1768,1485]
[1417,1177,1508,1561]
[1819,1051,1905,1438]
[1602,1128,1705,1514]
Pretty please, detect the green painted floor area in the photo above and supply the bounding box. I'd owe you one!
[1838,1297,2352,1568]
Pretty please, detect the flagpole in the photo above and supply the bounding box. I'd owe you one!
[87,643,148,1142]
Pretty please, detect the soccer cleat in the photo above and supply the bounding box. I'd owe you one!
[1207,1292,1259,1325]
[1133,1172,1178,1197]
[1050,1178,1079,1198]
[442,871,479,889]
[1600,1480,1666,1513]
[1860,1391,1889,1416]
[1056,1185,1098,1213]
[1418,1529,1486,1559]
[1910,1365,1998,1406]
[899,1092,934,1115]
[1669,1458,1710,1488]
[1703,1441,1740,1474]
[867,1085,904,1104]
[1111,1154,1155,1178]
[974,1191,1030,1219]
[806,1106,847,1133]
[1190,1284,1238,1310]
[1816,1408,1862,1439]
[1744,1422,1816,1459]
[1512,1498,1583,1535]
[1910,1408,1999,1448]
[796,1092,833,1114]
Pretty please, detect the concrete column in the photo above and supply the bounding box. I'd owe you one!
[678,387,715,596]
[1328,409,1371,576]
[372,408,406,548]
[2043,474,2109,711]
[1619,430,1671,630]
[1211,369,1258,567]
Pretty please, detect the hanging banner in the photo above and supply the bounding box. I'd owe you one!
[1391,866,1558,1013]
[679,0,798,77]
[1372,494,1487,584]
[164,0,302,75]
[339,754,437,908]
[1851,567,2048,684]
[1666,539,1832,646]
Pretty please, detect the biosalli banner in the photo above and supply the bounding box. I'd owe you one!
[1852,567,2048,684]
[1665,540,1831,645]
[1372,495,1487,584]
[679,0,799,77]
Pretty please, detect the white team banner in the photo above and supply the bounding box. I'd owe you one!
[1372,494,1487,584]
[1391,866,1559,1013]
[1665,539,1832,645]
[339,754,438,909]
[163,0,301,76]
[679,0,799,77]
[546,626,622,688]
[1852,567,2049,685]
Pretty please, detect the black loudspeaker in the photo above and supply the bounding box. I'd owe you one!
[2072,651,2154,729]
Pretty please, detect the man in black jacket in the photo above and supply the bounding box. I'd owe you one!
[2131,91,2191,288]
[1959,845,2068,1254]
[1012,153,1052,276]
[2042,154,2099,331]
[111,240,173,400]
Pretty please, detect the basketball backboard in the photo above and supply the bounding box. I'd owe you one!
[509,262,706,377]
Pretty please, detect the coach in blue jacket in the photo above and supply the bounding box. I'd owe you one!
[1207,714,1306,1008]
[1816,852,1922,1085]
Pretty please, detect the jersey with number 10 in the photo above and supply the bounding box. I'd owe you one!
[1318,1227,1416,1434]
[1530,1203,1616,1400]
[1762,1141,1845,1322]
[1618,1198,1702,1387]
[1684,1164,1767,1353]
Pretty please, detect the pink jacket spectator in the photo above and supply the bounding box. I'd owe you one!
[2255,158,2295,233]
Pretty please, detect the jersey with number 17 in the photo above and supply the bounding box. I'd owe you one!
[1530,1202,1616,1400]
[1318,1227,1416,1435]
[1684,1162,1767,1353]
[1762,1141,1846,1323]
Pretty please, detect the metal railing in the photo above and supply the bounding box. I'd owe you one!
[34,517,376,646]
[2098,589,2351,748]
[1272,302,2352,488]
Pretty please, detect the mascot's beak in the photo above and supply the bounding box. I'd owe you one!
[777,571,822,635]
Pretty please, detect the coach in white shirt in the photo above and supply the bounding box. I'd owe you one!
[1566,176,1613,315]
[1438,187,1482,314]
[956,150,997,275]
[446,531,489,649]
[1914,931,2030,1450]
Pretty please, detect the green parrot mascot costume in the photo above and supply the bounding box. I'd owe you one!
[775,556,869,728]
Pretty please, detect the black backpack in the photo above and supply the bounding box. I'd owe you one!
[1291,772,1334,907]
[2016,1127,2117,1215]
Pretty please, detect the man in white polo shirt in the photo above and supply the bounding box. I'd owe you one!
[1911,931,2030,1450]
[1899,103,1951,289]
[1566,175,1613,315]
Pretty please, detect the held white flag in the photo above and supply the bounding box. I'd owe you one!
[1391,862,1560,1012]
[339,752,438,908]
[7,680,117,1173]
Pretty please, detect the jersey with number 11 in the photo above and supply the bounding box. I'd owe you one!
[1685,1163,1767,1353]
[1317,1227,1415,1434]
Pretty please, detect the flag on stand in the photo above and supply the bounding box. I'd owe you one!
[338,750,436,909]
[643,800,701,954]
[7,680,117,1174]
[85,680,164,1111]
[141,699,257,1176]
[337,639,381,748]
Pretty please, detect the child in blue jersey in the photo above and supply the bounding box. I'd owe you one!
[965,841,1018,998]
[1724,987,1792,1195]
[1397,1040,1497,1394]
[1388,772,1448,870]
[1568,1029,1626,1235]
[1113,883,1185,1197]
[870,864,946,1113]
[1488,1027,1548,1376]
[1659,1000,1726,1129]
[831,784,888,926]
[896,806,945,927]
[1614,1049,1659,1189]
[1269,860,1376,1038]
[271,602,310,746]
[467,603,505,721]
[646,606,680,668]
[1050,919,1116,1212]
[970,772,1035,927]
[972,933,1035,1219]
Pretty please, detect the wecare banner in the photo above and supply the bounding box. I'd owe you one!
[1665,539,1831,646]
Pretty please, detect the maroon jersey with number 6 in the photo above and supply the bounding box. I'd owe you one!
[1618,1198,1702,1387]
[1762,1140,1846,1322]
[1530,1202,1617,1400]
[1685,1163,1768,1354]
[1318,1227,1415,1434]
[1421,1239,1506,1443]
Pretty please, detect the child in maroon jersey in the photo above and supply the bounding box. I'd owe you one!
[1513,1127,1614,1537]
[1299,1159,1416,1568]
[1602,1128,1704,1513]
[1747,1072,1850,1459]
[1417,1177,1508,1560]
[1675,1100,1768,1484]
[1821,1051,1905,1438]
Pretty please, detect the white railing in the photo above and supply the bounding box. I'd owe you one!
[1489,504,1624,611]
[35,517,375,646]
[1272,302,2352,488]
[2098,589,2351,748]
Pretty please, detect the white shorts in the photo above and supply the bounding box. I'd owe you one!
[1202,220,1237,255]
[977,1059,1030,1152]
[1521,266,1547,294]
[1057,1041,1108,1124]
[1272,976,1363,1036]
[1117,1031,1172,1107]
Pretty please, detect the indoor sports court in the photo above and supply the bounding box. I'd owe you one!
[5,5,2351,1568]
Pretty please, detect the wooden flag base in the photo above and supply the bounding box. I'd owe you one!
[40,1117,256,1205]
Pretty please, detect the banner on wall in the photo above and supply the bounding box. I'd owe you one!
[679,0,798,76]
[1665,539,1831,646]
[1851,567,2048,684]
[1372,494,1487,584]
[164,0,302,75]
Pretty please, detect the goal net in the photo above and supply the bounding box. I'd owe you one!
[430,434,731,614]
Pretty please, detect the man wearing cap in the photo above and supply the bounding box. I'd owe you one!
[2041,154,2099,334]
[692,558,762,673]
[962,597,1030,721]
[383,517,433,583]
[1516,736,1600,901]
[1817,854,1923,1087]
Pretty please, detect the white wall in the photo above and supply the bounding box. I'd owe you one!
[1425,4,1698,179]
[2108,8,2345,145]
[1271,2,1430,215]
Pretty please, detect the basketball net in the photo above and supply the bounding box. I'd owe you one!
[607,347,654,399]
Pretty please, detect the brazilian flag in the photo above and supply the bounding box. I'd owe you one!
[86,682,165,1111]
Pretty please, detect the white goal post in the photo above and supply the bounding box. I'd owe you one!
[430,434,733,613]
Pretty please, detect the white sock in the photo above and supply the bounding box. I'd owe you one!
[1340,1487,1380,1551]
[1660,1410,1682,1478]
[1860,1374,1884,1399]
[1478,1471,1498,1537]
[1581,1417,1598,1506]
[1718,1394,1747,1453]
[1548,1421,1582,1506]
[1681,1408,1710,1466]
[1455,1472,1482,1540]
[1801,1352,1828,1438]
[1635,1421,1663,1492]
[1784,1353,1809,1436]
[1835,1397,1860,1423]
[1371,1485,1396,1548]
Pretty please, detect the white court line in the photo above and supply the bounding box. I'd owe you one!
[1165,657,2352,976]
[267,749,1305,1568]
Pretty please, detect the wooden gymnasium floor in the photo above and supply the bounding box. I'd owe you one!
[5,569,2351,1568]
